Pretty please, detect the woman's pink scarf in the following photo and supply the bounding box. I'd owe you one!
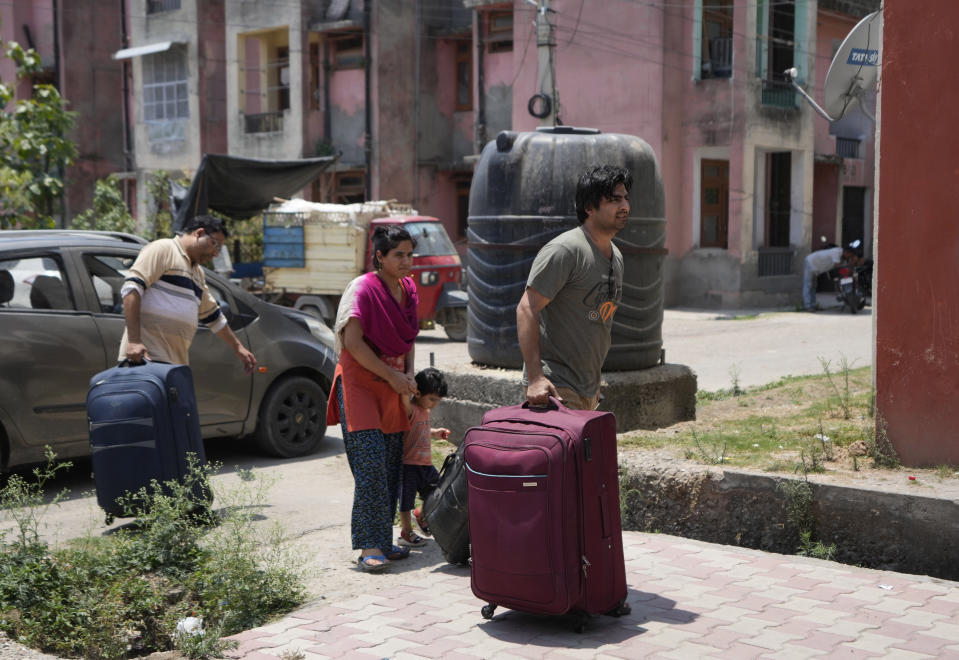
[351,271,419,357]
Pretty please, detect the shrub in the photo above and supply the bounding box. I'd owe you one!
[0,456,304,658]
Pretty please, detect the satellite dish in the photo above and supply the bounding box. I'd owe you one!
[785,11,882,123]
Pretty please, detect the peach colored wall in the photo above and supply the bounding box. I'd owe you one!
[813,12,856,155]
[434,40,456,118]
[330,68,365,116]
[875,0,959,466]
[509,0,663,150]
[417,171,459,243]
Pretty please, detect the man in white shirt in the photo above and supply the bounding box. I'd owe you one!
[803,244,859,311]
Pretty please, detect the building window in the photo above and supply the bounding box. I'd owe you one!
[331,32,364,70]
[147,0,180,14]
[275,46,290,112]
[331,171,366,204]
[239,29,289,134]
[701,0,733,79]
[309,42,321,111]
[455,175,472,241]
[836,137,860,159]
[700,159,728,248]
[143,49,188,122]
[757,0,798,107]
[766,152,791,248]
[487,11,513,53]
[455,41,472,111]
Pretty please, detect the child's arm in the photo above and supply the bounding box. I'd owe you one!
[402,395,414,418]
[430,427,451,440]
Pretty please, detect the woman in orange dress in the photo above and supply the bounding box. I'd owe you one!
[327,225,419,571]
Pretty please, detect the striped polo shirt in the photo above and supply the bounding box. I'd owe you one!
[117,236,227,365]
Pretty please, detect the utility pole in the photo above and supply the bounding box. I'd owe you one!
[532,0,559,126]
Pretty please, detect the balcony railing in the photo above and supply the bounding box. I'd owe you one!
[836,137,861,159]
[761,79,798,109]
[757,247,794,277]
[244,111,284,134]
[147,0,180,13]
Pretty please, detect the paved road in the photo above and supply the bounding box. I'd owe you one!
[418,294,873,393]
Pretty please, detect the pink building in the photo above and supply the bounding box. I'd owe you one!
[1,0,127,220]
[6,0,874,310]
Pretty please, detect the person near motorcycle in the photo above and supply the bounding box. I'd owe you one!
[802,243,860,311]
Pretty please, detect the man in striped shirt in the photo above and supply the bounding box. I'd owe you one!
[119,215,257,373]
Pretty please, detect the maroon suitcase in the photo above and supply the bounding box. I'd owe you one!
[464,398,629,629]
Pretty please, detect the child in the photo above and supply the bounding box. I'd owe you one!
[398,367,450,547]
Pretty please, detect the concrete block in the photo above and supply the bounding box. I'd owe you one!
[430,364,697,441]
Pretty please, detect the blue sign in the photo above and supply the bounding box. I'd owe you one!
[847,48,879,66]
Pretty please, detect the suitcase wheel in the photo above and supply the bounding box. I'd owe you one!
[606,599,632,618]
[481,604,496,620]
[572,612,589,634]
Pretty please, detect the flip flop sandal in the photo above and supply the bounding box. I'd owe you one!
[399,530,428,547]
[357,554,390,572]
[382,544,411,560]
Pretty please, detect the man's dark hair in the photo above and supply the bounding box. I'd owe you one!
[182,214,229,238]
[371,224,417,269]
[575,165,633,223]
[415,367,448,397]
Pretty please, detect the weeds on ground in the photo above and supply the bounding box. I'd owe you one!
[818,355,856,420]
[868,417,900,469]
[0,455,305,658]
[687,430,727,465]
[621,366,876,475]
[935,465,959,480]
[776,476,837,561]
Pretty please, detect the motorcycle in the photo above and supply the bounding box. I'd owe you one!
[832,262,868,314]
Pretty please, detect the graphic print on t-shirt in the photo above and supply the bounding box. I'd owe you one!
[582,276,620,323]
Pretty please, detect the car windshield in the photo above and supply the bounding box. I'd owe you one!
[405,222,457,257]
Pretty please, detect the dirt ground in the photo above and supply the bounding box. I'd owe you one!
[623,375,959,500]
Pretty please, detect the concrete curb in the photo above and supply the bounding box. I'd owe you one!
[618,456,959,582]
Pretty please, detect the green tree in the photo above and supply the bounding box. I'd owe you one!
[70,176,137,234]
[0,32,77,229]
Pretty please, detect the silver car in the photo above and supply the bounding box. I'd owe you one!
[0,230,337,469]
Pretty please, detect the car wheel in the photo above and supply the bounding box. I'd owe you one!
[443,307,467,342]
[255,376,328,458]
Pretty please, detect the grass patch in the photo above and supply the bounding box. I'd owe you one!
[621,365,891,474]
[0,453,306,658]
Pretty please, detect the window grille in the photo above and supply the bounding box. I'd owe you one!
[836,137,860,159]
[143,50,188,122]
[147,0,180,14]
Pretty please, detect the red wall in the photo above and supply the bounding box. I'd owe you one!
[198,0,227,156]
[875,0,959,466]
[812,161,838,247]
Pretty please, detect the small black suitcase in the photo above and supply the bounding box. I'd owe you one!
[421,445,470,565]
[87,361,209,521]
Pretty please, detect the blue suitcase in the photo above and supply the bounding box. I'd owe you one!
[86,361,209,520]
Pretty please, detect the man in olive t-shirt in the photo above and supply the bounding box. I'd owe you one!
[516,165,632,410]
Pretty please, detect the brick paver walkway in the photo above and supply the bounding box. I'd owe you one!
[225,532,959,659]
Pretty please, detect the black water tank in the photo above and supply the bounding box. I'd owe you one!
[466,126,666,371]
